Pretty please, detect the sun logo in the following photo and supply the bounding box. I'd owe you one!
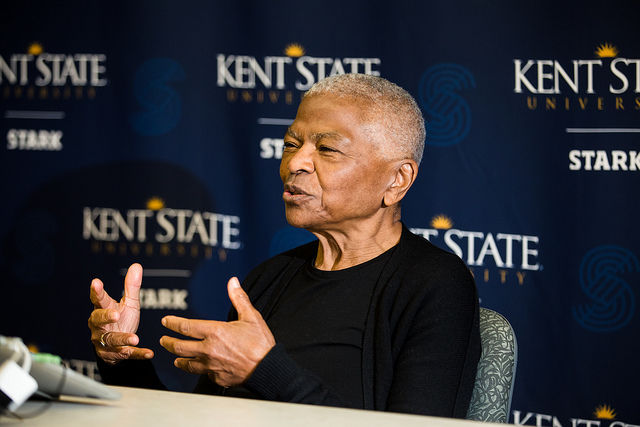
[430,214,453,230]
[146,197,165,211]
[595,43,618,58]
[27,42,43,56]
[284,43,305,57]
[594,404,616,420]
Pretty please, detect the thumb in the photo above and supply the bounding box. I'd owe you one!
[90,278,116,309]
[227,277,256,321]
[123,263,143,309]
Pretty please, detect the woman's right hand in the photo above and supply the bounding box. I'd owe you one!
[88,263,154,364]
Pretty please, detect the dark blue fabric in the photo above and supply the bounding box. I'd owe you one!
[1,1,639,422]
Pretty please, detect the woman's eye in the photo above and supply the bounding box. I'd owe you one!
[318,146,336,152]
[283,141,298,149]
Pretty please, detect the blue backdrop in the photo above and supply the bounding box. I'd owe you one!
[1,1,639,424]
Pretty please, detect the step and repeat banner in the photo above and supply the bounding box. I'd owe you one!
[1,1,638,423]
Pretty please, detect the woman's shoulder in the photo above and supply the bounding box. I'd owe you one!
[393,226,477,298]
[242,240,318,292]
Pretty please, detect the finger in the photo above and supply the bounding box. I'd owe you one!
[227,277,257,321]
[90,278,117,309]
[161,316,215,339]
[88,308,120,328]
[99,331,141,348]
[98,346,155,362]
[122,263,143,309]
[159,336,204,358]
[174,357,208,375]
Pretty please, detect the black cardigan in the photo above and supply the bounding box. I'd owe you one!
[98,225,480,418]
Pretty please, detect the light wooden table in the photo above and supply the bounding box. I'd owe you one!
[1,386,503,426]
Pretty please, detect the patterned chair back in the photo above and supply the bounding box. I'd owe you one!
[466,308,518,423]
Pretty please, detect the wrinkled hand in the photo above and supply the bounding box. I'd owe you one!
[160,277,275,387]
[88,263,154,364]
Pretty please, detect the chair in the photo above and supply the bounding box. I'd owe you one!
[466,308,518,423]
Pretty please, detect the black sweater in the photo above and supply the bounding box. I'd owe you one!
[98,225,480,418]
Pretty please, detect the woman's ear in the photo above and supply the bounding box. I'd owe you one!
[383,160,418,207]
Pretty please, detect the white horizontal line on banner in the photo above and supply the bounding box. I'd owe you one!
[566,128,640,133]
[4,110,66,120]
[119,269,192,278]
[257,118,294,125]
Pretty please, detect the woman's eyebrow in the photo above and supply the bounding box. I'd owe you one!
[310,131,343,142]
[285,128,302,140]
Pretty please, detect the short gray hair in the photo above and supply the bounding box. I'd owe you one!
[304,73,426,165]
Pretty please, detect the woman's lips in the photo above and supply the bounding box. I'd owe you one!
[283,184,311,202]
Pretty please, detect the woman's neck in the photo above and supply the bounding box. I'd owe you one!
[311,218,402,271]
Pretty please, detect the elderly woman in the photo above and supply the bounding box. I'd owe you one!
[88,74,480,417]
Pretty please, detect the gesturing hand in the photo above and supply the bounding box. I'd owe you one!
[159,277,275,387]
[88,263,154,364]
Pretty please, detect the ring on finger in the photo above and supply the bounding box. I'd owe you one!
[99,332,109,347]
